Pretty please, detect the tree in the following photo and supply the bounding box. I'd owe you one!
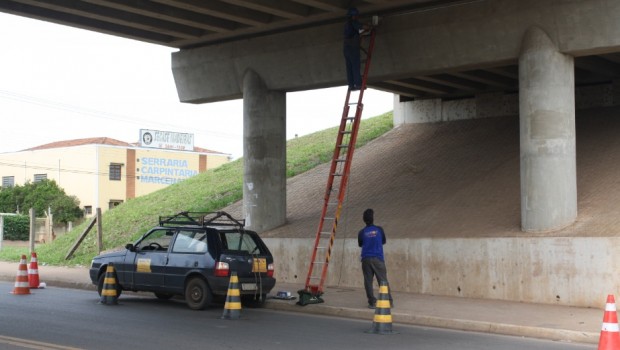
[0,180,83,224]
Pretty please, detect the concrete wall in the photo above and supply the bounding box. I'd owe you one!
[265,237,618,308]
[393,92,519,124]
[394,82,620,125]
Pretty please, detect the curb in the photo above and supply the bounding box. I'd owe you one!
[265,299,599,345]
[0,275,95,292]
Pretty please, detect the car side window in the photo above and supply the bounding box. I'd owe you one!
[135,229,172,252]
[172,230,208,253]
[221,232,261,254]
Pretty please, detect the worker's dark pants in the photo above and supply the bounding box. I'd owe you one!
[343,44,361,89]
[361,257,393,305]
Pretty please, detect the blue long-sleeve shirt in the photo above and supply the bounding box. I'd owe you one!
[358,225,386,261]
[344,19,363,48]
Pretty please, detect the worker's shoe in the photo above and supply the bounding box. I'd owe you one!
[367,302,376,309]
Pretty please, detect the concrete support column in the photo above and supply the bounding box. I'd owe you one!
[519,26,576,232]
[242,69,287,232]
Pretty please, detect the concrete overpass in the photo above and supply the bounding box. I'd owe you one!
[3,0,620,306]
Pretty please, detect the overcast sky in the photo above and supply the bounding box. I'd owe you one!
[0,12,393,159]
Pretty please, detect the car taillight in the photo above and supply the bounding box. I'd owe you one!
[214,261,229,277]
[267,263,274,278]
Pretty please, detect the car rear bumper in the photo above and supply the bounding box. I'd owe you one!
[209,276,276,296]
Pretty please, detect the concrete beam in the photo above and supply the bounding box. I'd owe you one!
[172,0,620,103]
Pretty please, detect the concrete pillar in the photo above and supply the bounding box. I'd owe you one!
[519,26,576,232]
[242,69,287,232]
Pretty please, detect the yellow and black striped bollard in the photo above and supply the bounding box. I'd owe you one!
[365,281,398,334]
[99,264,119,305]
[221,271,242,319]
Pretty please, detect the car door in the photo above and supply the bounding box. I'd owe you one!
[131,228,173,289]
[165,229,210,294]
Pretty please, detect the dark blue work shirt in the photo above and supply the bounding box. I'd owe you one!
[358,225,386,261]
[344,19,363,47]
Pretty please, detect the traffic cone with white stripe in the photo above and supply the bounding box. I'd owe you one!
[365,281,397,334]
[11,255,31,295]
[28,252,40,289]
[221,271,241,320]
[598,294,620,350]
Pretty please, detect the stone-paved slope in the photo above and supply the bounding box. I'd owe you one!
[226,106,620,239]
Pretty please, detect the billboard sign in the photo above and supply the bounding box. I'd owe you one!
[140,129,194,151]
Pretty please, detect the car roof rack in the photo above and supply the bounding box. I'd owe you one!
[159,211,245,228]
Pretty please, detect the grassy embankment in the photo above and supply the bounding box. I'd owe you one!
[0,112,393,266]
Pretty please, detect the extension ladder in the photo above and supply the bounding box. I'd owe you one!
[299,28,377,303]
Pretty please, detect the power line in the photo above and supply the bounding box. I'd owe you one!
[0,88,243,140]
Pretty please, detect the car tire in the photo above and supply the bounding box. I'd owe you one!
[185,277,212,310]
[97,269,122,298]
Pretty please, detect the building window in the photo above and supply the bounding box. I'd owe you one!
[109,200,123,209]
[109,163,122,181]
[34,174,47,183]
[2,176,14,188]
[84,206,93,215]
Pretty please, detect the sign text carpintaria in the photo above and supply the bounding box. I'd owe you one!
[139,157,198,185]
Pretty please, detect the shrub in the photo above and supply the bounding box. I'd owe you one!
[2,215,29,241]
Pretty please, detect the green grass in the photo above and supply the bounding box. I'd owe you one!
[0,112,393,266]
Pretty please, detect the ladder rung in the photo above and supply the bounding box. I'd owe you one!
[332,173,342,176]
[338,145,349,148]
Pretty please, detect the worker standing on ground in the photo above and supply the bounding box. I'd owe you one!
[343,7,370,91]
[358,208,393,308]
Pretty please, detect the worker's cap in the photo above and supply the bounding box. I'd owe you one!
[347,7,359,17]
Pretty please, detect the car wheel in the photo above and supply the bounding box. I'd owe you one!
[154,292,174,300]
[242,294,267,308]
[97,269,122,298]
[184,277,212,310]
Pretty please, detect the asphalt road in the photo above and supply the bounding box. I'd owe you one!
[0,282,595,350]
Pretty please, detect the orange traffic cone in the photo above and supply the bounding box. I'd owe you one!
[598,294,620,350]
[28,252,40,289]
[11,255,31,295]
[221,271,242,320]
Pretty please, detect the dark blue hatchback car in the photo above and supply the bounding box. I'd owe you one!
[89,211,275,310]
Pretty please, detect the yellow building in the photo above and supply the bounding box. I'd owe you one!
[0,133,230,216]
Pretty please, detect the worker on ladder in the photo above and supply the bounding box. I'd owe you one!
[343,7,372,91]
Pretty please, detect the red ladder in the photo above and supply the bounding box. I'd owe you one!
[298,29,377,304]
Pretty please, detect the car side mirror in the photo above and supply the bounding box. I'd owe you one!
[126,243,135,252]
